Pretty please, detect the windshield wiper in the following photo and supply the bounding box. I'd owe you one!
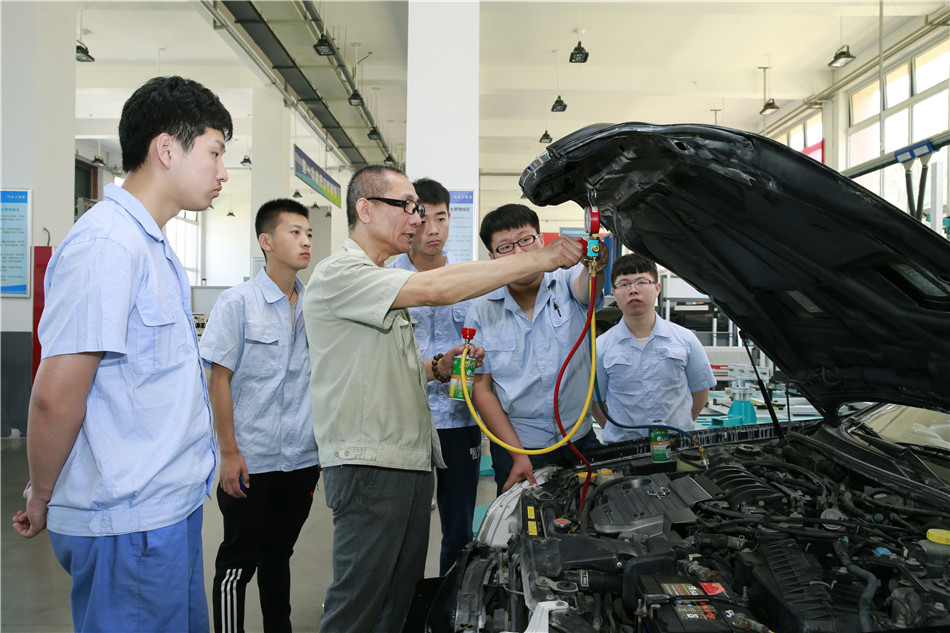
[849,427,950,490]
[894,442,950,462]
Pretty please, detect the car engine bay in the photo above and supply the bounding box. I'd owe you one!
[437,422,950,633]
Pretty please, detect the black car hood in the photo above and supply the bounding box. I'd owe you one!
[520,122,950,416]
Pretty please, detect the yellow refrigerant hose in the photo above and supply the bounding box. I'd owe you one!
[459,267,598,456]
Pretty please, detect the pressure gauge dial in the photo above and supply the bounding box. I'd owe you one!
[585,206,600,234]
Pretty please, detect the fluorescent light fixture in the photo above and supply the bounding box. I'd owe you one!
[828,45,856,68]
[551,95,567,112]
[76,42,95,62]
[539,130,553,143]
[240,155,252,167]
[367,126,381,141]
[313,35,334,56]
[569,42,588,63]
[348,90,364,107]
[759,99,780,115]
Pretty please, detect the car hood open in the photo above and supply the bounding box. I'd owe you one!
[520,122,950,417]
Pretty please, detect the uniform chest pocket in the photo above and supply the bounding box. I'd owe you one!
[452,304,470,325]
[646,344,689,382]
[134,294,189,374]
[483,333,519,378]
[602,350,639,395]
[242,324,282,374]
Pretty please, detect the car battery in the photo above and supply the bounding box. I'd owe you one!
[637,574,738,633]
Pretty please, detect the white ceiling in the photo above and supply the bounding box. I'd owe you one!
[72,0,948,217]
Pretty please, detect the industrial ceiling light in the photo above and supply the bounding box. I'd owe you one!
[348,89,363,107]
[569,42,588,64]
[569,13,588,63]
[828,18,855,69]
[828,45,856,68]
[383,153,396,167]
[758,66,779,116]
[313,34,334,56]
[76,42,95,63]
[551,50,567,111]
[293,189,302,199]
[539,130,553,144]
[760,99,780,115]
[367,126,381,141]
[92,140,106,166]
[76,11,95,62]
[226,210,235,217]
[240,154,252,168]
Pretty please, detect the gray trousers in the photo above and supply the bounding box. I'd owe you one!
[318,465,434,633]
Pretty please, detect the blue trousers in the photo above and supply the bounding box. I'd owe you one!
[318,465,433,633]
[489,430,602,496]
[49,506,208,633]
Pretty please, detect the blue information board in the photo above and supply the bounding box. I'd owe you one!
[1,189,31,297]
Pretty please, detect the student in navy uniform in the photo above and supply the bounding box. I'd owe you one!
[200,199,320,633]
[389,178,479,575]
[13,76,230,633]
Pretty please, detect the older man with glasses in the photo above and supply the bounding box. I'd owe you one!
[464,203,609,496]
[304,167,588,633]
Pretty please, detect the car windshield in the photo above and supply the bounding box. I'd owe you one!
[858,403,950,450]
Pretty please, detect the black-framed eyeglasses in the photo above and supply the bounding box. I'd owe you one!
[613,280,657,291]
[366,196,426,218]
[492,234,540,254]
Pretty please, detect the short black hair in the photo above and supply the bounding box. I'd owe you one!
[255,198,310,258]
[119,76,233,173]
[346,165,407,228]
[256,198,310,238]
[611,253,658,285]
[479,204,540,250]
[412,178,450,209]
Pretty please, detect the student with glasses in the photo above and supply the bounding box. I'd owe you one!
[594,253,715,443]
[464,204,609,496]
[303,167,588,633]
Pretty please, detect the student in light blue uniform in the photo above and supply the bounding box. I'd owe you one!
[389,178,478,576]
[13,76,231,633]
[465,204,609,495]
[594,253,715,443]
[200,199,320,633]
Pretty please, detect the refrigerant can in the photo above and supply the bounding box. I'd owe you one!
[448,354,476,401]
[649,427,671,462]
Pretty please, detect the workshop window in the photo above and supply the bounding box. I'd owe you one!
[846,36,949,229]
[165,211,200,285]
[886,66,910,108]
[915,40,950,93]
[851,81,880,125]
[772,113,823,163]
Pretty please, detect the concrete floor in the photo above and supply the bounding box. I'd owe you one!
[1,437,496,633]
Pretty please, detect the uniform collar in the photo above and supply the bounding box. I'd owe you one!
[394,249,456,273]
[105,184,165,242]
[620,312,671,340]
[255,267,303,305]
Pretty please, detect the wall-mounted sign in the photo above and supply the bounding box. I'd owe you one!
[1,189,32,297]
[446,190,476,262]
[294,145,341,207]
